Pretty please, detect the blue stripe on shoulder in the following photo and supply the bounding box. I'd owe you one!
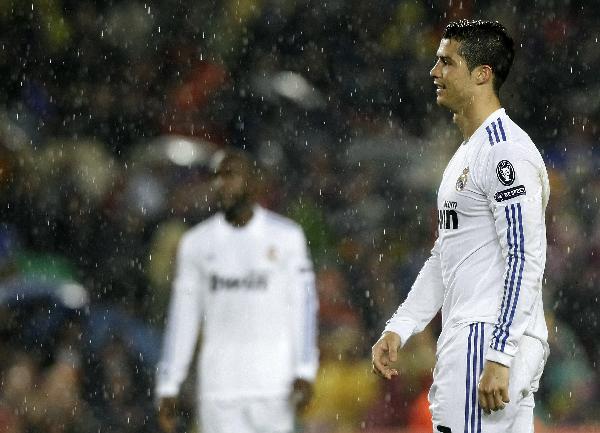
[497,118,507,141]
[485,118,508,146]
[485,126,494,146]
[491,122,500,142]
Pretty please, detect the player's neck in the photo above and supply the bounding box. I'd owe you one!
[224,201,254,227]
[453,93,502,140]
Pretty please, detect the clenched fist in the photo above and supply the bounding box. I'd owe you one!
[478,360,510,414]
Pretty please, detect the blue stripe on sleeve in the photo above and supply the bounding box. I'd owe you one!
[495,204,519,350]
[492,206,513,347]
[501,203,525,351]
[493,204,520,350]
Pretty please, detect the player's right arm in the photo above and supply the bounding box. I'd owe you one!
[155,234,205,432]
[288,229,319,413]
[372,239,444,378]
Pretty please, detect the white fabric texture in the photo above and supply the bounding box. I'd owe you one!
[200,397,294,433]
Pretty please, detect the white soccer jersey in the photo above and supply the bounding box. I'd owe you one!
[155,206,318,400]
[385,108,549,367]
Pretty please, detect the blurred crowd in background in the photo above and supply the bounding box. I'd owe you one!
[1,0,599,432]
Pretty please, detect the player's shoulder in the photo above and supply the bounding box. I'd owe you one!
[180,213,221,246]
[260,208,309,249]
[261,207,304,237]
[478,110,541,162]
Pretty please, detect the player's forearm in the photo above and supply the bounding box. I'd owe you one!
[384,249,444,346]
[155,286,202,397]
[292,272,319,380]
[488,200,545,366]
[289,231,319,380]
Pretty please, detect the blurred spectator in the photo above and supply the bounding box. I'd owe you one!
[304,322,379,433]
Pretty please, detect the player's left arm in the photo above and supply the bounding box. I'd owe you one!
[288,229,319,413]
[478,142,549,413]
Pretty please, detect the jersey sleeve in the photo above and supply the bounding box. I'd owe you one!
[155,234,205,398]
[384,238,444,347]
[482,142,548,367]
[288,230,319,381]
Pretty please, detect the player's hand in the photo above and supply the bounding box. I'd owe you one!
[371,331,401,380]
[478,360,510,415]
[157,397,178,433]
[291,378,313,414]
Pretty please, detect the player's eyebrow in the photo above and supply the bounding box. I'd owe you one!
[437,55,452,64]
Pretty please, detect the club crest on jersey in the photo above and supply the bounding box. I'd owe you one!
[496,160,515,186]
[456,167,469,191]
[267,246,278,261]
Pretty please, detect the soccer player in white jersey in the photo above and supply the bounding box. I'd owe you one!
[155,150,319,433]
[372,20,549,433]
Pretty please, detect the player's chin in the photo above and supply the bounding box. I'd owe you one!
[437,97,456,112]
[219,195,245,212]
[215,196,231,211]
[435,95,448,107]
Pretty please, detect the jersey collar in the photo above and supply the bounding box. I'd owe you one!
[219,204,263,232]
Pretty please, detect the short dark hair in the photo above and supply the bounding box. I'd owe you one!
[212,148,264,181]
[443,20,515,94]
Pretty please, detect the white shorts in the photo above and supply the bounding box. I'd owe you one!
[200,397,294,433]
[429,322,546,433]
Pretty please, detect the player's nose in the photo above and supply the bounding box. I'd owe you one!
[430,59,441,78]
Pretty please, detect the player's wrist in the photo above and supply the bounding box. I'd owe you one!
[382,322,414,348]
[381,331,401,343]
[485,347,513,367]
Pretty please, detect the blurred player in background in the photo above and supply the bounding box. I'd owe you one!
[372,20,549,432]
[155,149,318,433]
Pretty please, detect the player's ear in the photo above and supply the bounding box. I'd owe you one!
[473,65,493,85]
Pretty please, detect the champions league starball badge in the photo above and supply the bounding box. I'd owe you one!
[456,167,469,191]
[496,160,516,186]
